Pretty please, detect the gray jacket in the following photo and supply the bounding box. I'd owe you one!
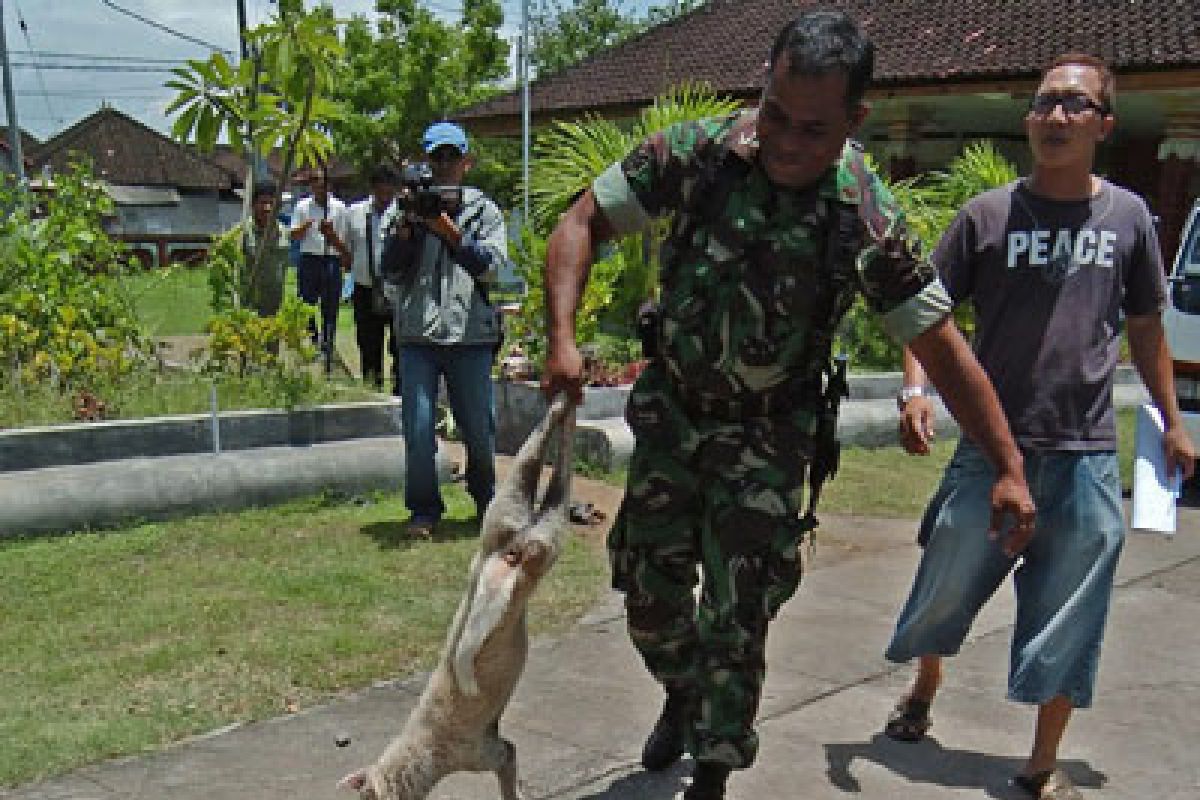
[391,186,507,346]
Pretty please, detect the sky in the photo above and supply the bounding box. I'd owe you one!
[1,0,660,143]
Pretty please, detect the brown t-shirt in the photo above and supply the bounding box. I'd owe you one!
[934,179,1165,451]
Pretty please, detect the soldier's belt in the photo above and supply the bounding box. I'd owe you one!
[677,382,817,421]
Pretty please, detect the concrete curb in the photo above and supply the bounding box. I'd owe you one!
[0,439,443,537]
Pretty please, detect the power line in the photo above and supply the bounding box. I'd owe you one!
[10,50,181,64]
[14,89,168,97]
[98,0,235,56]
[10,63,174,73]
[13,0,57,126]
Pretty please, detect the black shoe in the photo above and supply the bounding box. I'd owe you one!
[641,690,693,771]
[683,762,730,800]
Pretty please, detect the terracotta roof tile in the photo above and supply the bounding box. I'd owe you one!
[33,107,230,190]
[459,0,1200,122]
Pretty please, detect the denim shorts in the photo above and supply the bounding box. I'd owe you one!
[885,439,1125,708]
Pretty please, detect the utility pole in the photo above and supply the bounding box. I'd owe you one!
[236,0,266,186]
[0,0,25,184]
[520,0,530,224]
[236,0,250,60]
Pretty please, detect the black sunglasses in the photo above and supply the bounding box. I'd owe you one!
[1029,92,1109,117]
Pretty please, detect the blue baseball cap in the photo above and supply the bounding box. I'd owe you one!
[422,122,469,155]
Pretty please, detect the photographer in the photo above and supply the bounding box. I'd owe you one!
[386,122,507,539]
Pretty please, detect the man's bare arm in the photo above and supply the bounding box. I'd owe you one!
[898,346,937,455]
[541,189,616,402]
[1126,313,1197,479]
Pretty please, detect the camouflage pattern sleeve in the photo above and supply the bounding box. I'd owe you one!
[852,161,953,344]
[591,119,712,237]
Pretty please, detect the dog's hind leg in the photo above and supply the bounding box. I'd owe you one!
[495,737,520,800]
[468,723,522,800]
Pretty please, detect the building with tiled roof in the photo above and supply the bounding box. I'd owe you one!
[459,0,1200,258]
[31,106,243,265]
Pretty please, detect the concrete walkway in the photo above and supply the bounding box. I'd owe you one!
[6,505,1199,800]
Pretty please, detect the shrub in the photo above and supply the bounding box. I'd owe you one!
[0,162,150,390]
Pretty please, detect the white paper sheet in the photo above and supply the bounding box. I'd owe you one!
[1130,403,1182,534]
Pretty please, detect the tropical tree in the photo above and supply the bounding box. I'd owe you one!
[165,1,344,314]
[528,0,703,77]
[333,0,508,172]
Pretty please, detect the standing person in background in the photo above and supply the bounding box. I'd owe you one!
[884,53,1195,800]
[348,166,400,394]
[242,182,289,318]
[387,122,507,539]
[290,167,350,359]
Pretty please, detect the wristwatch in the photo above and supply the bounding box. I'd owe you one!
[896,385,926,411]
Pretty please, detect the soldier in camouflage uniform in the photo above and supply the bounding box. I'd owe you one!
[541,11,1036,799]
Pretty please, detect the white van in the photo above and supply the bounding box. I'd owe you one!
[1162,198,1200,443]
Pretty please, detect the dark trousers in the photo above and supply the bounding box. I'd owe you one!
[351,282,399,393]
[297,253,341,352]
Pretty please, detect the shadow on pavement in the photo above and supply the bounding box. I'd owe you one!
[575,761,690,799]
[823,733,1106,798]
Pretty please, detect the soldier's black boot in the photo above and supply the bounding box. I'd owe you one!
[640,690,694,771]
[683,761,731,800]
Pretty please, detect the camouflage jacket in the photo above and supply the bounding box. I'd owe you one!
[593,110,951,407]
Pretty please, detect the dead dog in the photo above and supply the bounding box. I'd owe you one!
[339,394,576,800]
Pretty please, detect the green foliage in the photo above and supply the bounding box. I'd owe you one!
[891,140,1019,253]
[528,84,740,233]
[203,226,245,314]
[508,224,623,367]
[202,296,319,408]
[0,163,149,390]
[529,0,703,76]
[332,0,508,172]
[529,0,641,76]
[469,136,523,211]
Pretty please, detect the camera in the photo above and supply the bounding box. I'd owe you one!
[397,162,463,219]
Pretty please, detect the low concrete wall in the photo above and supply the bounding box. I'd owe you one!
[0,400,402,472]
[0,439,463,538]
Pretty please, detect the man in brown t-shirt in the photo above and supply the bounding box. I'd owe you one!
[883,54,1195,800]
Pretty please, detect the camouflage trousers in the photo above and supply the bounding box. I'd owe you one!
[609,366,814,769]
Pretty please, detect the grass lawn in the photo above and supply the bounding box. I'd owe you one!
[0,486,607,788]
[123,266,214,337]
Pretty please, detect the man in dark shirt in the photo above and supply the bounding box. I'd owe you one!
[884,54,1195,800]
